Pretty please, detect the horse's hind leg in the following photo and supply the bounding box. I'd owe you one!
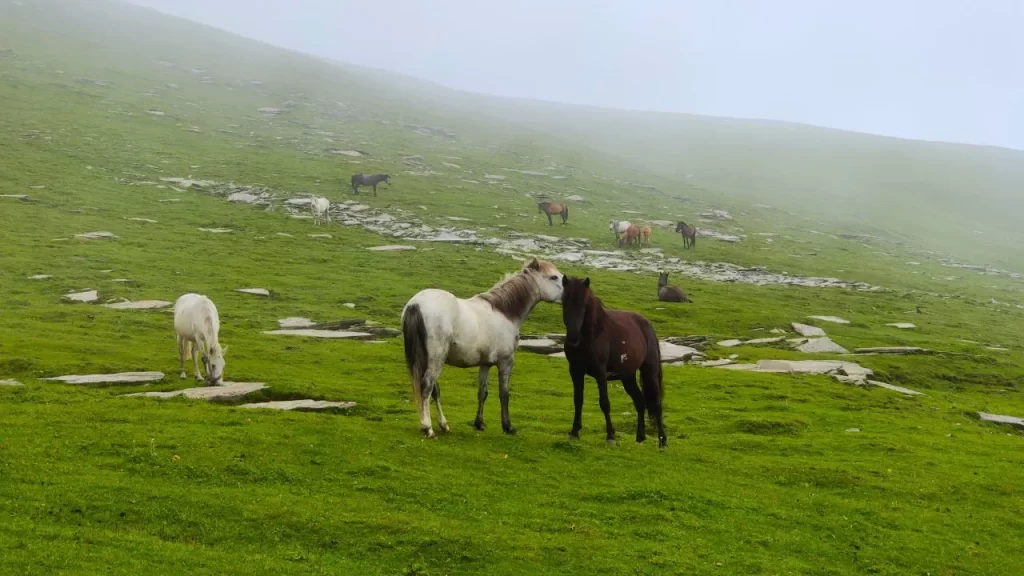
[497,359,517,434]
[419,360,443,438]
[546,213,553,226]
[595,373,616,444]
[640,364,666,448]
[190,342,202,381]
[474,365,490,431]
[177,336,188,379]
[621,374,647,444]
[373,184,377,197]
[431,383,449,433]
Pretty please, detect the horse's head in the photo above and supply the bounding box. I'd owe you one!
[675,221,685,233]
[537,202,548,212]
[608,220,617,230]
[658,272,669,288]
[384,174,392,185]
[561,276,590,346]
[204,344,227,385]
[522,257,564,303]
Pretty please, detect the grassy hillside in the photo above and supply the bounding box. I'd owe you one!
[1,1,1023,574]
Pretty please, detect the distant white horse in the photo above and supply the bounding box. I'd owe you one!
[609,220,632,241]
[174,293,227,385]
[401,258,564,437]
[311,196,330,225]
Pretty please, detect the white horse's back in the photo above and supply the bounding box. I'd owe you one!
[311,196,330,224]
[174,293,220,339]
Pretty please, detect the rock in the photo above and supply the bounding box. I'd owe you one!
[228,192,261,204]
[833,375,866,386]
[367,245,417,251]
[754,360,851,374]
[839,364,874,379]
[845,428,861,433]
[659,342,701,363]
[308,234,332,239]
[44,371,165,385]
[343,303,356,309]
[512,238,540,250]
[240,399,357,411]
[548,352,566,359]
[262,329,373,339]
[744,337,785,345]
[854,347,929,355]
[549,251,585,262]
[519,339,562,354]
[885,323,917,329]
[0,379,23,387]
[28,274,52,280]
[199,228,233,233]
[104,300,171,310]
[483,174,505,181]
[1,194,29,200]
[111,279,132,283]
[807,315,850,324]
[716,364,758,371]
[717,339,743,348]
[285,198,313,206]
[791,322,827,337]
[565,195,585,202]
[278,317,316,328]
[75,231,117,240]
[333,150,363,157]
[146,110,165,116]
[797,337,849,354]
[769,328,786,334]
[126,217,158,223]
[258,107,283,114]
[64,289,99,303]
[977,412,1024,430]
[126,382,267,400]
[700,209,733,221]
[699,359,735,368]
[867,380,923,396]
[235,288,270,296]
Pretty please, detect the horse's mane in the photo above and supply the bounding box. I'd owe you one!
[478,270,539,321]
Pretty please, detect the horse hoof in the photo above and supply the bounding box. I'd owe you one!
[503,427,518,436]
[659,438,668,449]
[179,372,186,380]
[606,438,617,447]
[473,420,485,431]
[421,428,435,438]
[439,422,450,433]
[567,431,580,440]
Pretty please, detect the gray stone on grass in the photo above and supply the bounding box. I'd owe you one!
[699,358,735,368]
[29,274,52,280]
[308,234,332,239]
[64,289,99,303]
[808,315,850,324]
[367,245,417,252]
[0,379,23,387]
[103,300,171,310]
[797,337,849,354]
[885,323,917,329]
[278,317,316,329]
[333,150,363,157]
[754,360,852,374]
[978,412,1024,430]
[1,194,29,200]
[126,217,158,223]
[239,399,356,411]
[660,341,701,363]
[792,322,827,337]
[126,382,267,400]
[717,339,743,348]
[199,227,233,233]
[519,338,562,354]
[262,329,373,339]
[235,288,270,297]
[854,347,929,355]
[45,371,165,385]
[745,337,785,345]
[75,231,117,240]
[867,380,923,396]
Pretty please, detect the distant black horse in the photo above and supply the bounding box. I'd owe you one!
[351,173,391,196]
[675,221,697,249]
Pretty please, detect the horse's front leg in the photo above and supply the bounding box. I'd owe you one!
[373,185,377,197]
[595,372,616,445]
[474,365,490,431]
[191,345,202,382]
[497,359,516,434]
[546,214,553,226]
[177,337,188,379]
[568,366,586,439]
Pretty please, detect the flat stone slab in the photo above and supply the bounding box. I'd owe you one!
[660,341,701,363]
[262,329,374,339]
[333,150,363,157]
[792,322,827,337]
[126,382,267,400]
[75,231,118,240]
[808,315,850,324]
[867,380,923,396]
[745,337,785,345]
[239,399,356,411]
[0,379,23,387]
[978,412,1024,430]
[717,339,743,348]
[235,288,270,296]
[1,194,29,200]
[754,360,854,374]
[126,217,158,223]
[548,352,566,359]
[278,317,316,328]
[519,339,563,354]
[199,228,233,233]
[104,300,171,310]
[854,347,929,355]
[64,289,99,303]
[885,323,917,329]
[308,234,333,239]
[29,274,52,280]
[45,371,165,385]
[797,337,849,354]
[367,245,417,251]
[699,359,735,368]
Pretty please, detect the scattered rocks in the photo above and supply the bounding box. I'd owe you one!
[698,359,735,367]
[44,371,165,385]
[792,322,827,337]
[367,245,417,252]
[0,379,23,387]
[103,300,172,310]
[75,231,118,240]
[885,323,917,329]
[977,412,1024,430]
[807,315,850,324]
[854,347,930,355]
[717,339,743,348]
[239,399,357,411]
[700,209,733,221]
[278,317,315,328]
[796,337,849,354]
[64,289,99,303]
[126,382,267,400]
[235,288,270,297]
[744,337,785,345]
[227,192,264,204]
[659,341,702,363]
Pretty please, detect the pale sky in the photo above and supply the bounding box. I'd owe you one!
[128,0,1023,150]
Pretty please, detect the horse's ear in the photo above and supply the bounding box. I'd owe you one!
[221,346,228,356]
[561,275,570,287]
[583,277,590,288]
[525,258,541,271]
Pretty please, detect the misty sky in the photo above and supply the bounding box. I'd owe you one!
[128,0,1023,150]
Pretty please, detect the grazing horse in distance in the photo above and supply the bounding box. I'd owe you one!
[311,196,330,225]
[609,220,631,241]
[675,221,697,249]
[537,201,569,225]
[401,258,565,438]
[640,224,652,247]
[351,173,391,196]
[618,224,641,249]
[657,272,691,303]
[174,294,228,385]
[561,276,667,447]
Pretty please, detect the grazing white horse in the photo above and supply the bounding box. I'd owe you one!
[609,220,632,240]
[401,258,564,438]
[174,293,227,385]
[311,196,330,225]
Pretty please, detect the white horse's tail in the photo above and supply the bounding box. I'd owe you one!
[402,303,428,411]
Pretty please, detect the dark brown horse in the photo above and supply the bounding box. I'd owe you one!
[561,276,667,447]
[351,173,391,196]
[537,201,569,225]
[675,221,697,249]
[657,272,692,303]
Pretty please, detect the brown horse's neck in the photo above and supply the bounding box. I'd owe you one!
[581,291,607,335]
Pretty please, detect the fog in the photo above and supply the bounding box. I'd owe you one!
[127,0,1022,151]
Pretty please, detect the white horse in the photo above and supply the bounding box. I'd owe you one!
[609,220,632,241]
[174,293,227,385]
[311,196,330,225]
[401,258,564,437]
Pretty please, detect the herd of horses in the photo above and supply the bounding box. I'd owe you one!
[610,219,698,250]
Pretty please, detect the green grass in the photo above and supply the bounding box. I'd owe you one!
[1,1,1023,574]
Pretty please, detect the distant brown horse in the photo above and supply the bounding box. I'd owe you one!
[618,224,640,248]
[675,221,697,249]
[537,201,569,225]
[561,276,666,447]
[657,272,691,303]
[640,225,652,247]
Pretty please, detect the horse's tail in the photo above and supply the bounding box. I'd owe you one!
[402,303,428,411]
[643,320,663,401]
[562,205,569,219]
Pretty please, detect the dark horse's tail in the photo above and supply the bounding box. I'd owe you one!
[402,303,429,411]
[562,205,569,221]
[642,320,664,402]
